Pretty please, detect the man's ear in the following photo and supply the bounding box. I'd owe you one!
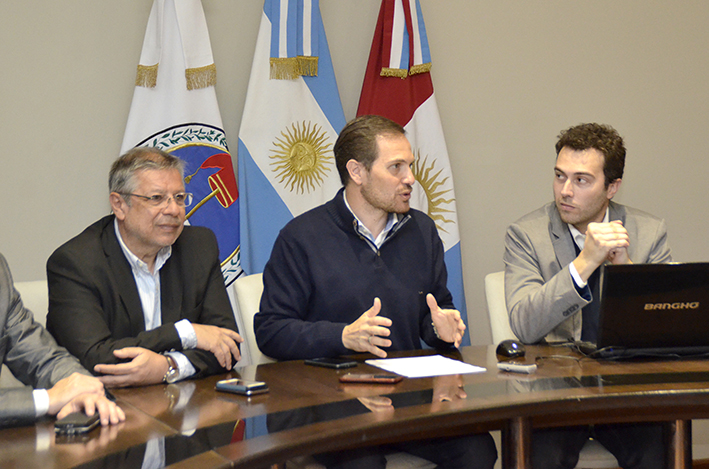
[109,192,128,220]
[346,159,365,186]
[606,178,622,199]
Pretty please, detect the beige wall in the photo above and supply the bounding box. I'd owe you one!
[1,1,708,346]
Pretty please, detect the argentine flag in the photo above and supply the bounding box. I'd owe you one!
[238,0,346,275]
[358,0,470,345]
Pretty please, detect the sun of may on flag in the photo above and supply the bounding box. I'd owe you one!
[121,0,242,287]
[238,0,346,275]
[358,0,470,345]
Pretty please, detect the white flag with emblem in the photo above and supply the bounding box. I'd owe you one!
[121,0,249,362]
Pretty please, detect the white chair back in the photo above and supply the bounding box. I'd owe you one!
[231,273,275,366]
[484,271,517,343]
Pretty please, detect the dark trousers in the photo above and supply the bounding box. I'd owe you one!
[313,432,498,469]
[532,423,665,469]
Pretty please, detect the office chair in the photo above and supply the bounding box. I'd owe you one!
[0,280,49,389]
[484,271,620,469]
[232,273,276,366]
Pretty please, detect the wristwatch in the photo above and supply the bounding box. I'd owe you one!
[163,355,180,384]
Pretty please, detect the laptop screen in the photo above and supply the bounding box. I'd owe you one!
[596,262,709,354]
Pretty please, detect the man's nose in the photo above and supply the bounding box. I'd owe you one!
[402,166,415,185]
[162,196,183,216]
[561,180,573,197]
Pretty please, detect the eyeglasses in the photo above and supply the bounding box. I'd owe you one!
[121,192,193,208]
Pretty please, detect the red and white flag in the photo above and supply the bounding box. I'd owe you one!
[358,0,469,345]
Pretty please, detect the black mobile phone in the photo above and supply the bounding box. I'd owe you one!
[215,378,269,396]
[54,412,100,435]
[339,373,404,384]
[304,357,358,369]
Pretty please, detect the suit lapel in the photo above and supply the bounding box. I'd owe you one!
[608,201,625,223]
[101,218,146,336]
[608,201,630,257]
[548,203,577,269]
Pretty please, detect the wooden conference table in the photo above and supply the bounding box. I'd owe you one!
[3,344,709,468]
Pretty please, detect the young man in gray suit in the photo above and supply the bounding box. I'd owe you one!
[503,123,671,469]
[0,253,124,428]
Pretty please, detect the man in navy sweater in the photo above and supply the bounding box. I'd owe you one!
[255,115,496,469]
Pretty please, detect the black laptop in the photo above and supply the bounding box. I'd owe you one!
[592,262,709,359]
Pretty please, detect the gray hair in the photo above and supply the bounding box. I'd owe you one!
[109,147,185,202]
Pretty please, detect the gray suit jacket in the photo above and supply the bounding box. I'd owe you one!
[503,201,672,344]
[0,253,88,427]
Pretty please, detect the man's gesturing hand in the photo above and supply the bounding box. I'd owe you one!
[193,324,244,370]
[428,294,466,348]
[342,298,392,358]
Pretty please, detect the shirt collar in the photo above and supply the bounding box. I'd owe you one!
[343,191,403,247]
[114,218,171,274]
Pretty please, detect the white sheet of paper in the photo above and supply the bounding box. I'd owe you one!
[365,355,486,378]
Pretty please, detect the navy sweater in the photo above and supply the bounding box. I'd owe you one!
[254,188,455,360]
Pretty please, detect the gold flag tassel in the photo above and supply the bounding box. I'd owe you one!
[135,64,159,88]
[409,62,432,76]
[380,67,408,79]
[185,64,217,90]
[298,56,319,77]
[270,57,301,80]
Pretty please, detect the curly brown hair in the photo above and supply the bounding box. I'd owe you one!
[555,123,625,188]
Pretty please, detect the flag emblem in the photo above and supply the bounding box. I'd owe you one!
[269,121,334,194]
[412,150,455,235]
[141,123,242,285]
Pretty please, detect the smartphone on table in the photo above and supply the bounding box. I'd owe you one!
[304,357,358,369]
[216,378,269,396]
[54,412,100,435]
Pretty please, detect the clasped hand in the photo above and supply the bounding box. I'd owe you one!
[574,221,632,281]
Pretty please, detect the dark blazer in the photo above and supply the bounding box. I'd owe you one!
[0,253,88,427]
[46,215,237,377]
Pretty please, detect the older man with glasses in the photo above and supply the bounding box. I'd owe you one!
[46,147,242,388]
